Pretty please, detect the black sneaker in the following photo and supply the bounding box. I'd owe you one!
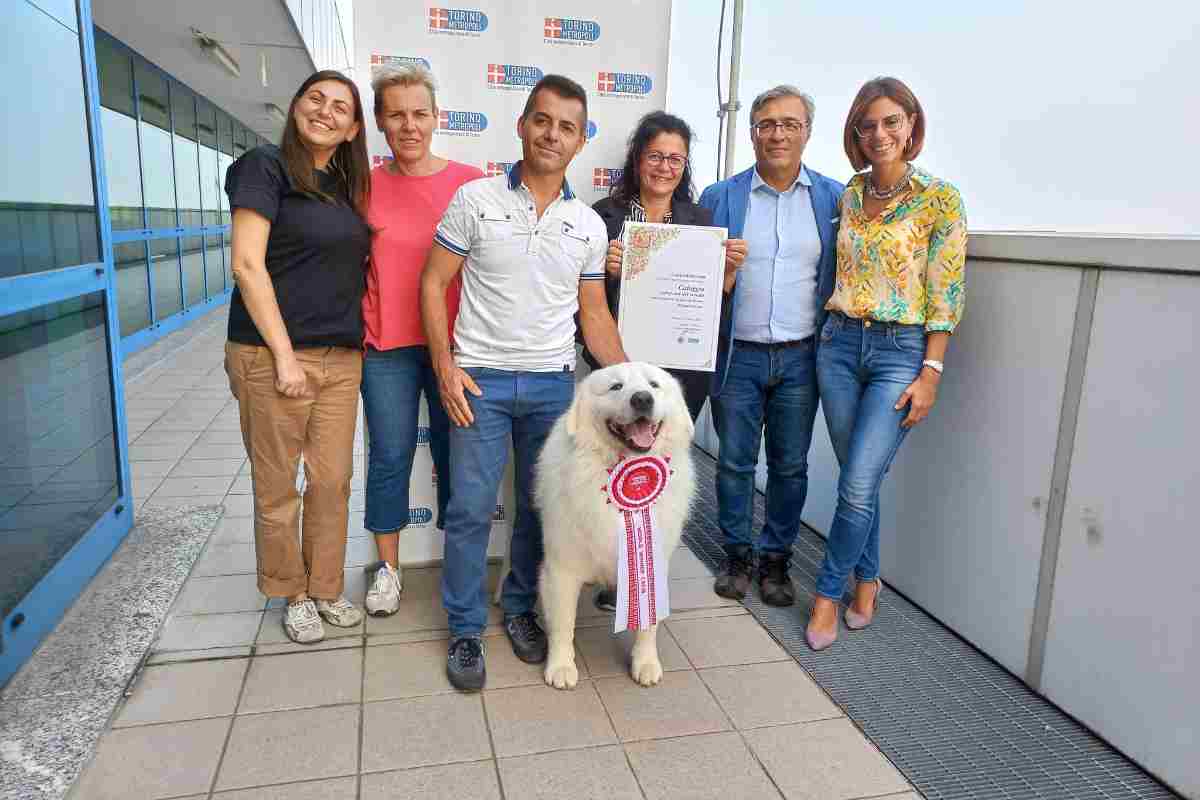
[758,552,796,607]
[446,636,486,691]
[503,611,548,664]
[594,587,617,613]
[713,547,755,600]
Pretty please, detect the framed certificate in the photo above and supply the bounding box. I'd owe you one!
[617,221,726,372]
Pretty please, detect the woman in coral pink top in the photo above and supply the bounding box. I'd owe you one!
[360,64,483,616]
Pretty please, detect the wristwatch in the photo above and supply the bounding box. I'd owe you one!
[922,359,944,374]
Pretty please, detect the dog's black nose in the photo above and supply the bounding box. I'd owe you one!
[630,391,654,414]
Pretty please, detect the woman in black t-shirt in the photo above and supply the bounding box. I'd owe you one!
[224,70,372,645]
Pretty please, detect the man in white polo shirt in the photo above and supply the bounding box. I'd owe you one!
[421,75,626,691]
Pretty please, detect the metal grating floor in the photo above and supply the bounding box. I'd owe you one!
[682,448,1181,800]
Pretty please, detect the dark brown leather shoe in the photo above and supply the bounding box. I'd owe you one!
[713,549,754,600]
[758,552,796,606]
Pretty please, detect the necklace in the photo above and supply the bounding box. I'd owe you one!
[865,163,914,201]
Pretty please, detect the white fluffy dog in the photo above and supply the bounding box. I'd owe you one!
[535,362,696,689]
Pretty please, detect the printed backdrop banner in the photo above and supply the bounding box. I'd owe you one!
[353,0,673,564]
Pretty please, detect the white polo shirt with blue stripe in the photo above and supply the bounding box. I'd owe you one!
[435,161,607,372]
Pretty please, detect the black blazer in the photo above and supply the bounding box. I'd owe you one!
[581,196,716,369]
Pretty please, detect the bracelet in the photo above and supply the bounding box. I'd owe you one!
[922,359,944,374]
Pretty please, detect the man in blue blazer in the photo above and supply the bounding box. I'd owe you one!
[699,85,844,606]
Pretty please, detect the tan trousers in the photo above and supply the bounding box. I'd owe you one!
[225,342,362,599]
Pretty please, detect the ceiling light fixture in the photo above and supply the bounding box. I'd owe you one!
[191,28,241,78]
[265,103,288,126]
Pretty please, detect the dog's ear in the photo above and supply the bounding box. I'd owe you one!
[566,380,589,437]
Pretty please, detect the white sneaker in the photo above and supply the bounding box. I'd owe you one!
[284,599,325,644]
[365,562,403,617]
[315,595,364,627]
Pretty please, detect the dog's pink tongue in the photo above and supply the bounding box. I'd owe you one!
[629,419,656,449]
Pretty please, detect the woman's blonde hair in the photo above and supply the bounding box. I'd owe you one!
[371,64,437,117]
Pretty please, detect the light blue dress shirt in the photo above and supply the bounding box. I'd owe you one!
[732,166,823,343]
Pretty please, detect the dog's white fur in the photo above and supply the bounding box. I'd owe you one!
[535,362,696,689]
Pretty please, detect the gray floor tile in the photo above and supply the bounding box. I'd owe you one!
[669,546,714,578]
[130,459,179,479]
[169,458,245,478]
[130,443,193,462]
[228,475,253,494]
[360,761,500,799]
[625,730,782,800]
[156,611,263,651]
[114,659,248,727]
[213,776,358,798]
[220,493,254,517]
[141,493,228,513]
[361,693,491,772]
[594,670,731,742]
[668,576,742,611]
[667,614,789,668]
[73,717,230,800]
[147,646,253,665]
[483,681,617,758]
[483,633,588,690]
[574,625,690,679]
[216,705,359,791]
[364,639,454,701]
[192,541,256,577]
[173,574,266,615]
[698,660,842,729]
[744,718,910,800]
[206,517,255,545]
[196,429,248,445]
[498,745,642,800]
[185,443,250,460]
[239,649,363,713]
[153,475,237,498]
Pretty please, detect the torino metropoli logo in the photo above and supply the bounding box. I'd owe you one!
[593,167,624,191]
[428,7,488,35]
[371,155,394,168]
[437,110,488,137]
[597,71,653,99]
[487,64,543,91]
[369,54,430,76]
[543,17,600,46]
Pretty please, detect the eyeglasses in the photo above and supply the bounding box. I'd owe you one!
[644,151,687,170]
[854,113,907,138]
[751,118,810,136]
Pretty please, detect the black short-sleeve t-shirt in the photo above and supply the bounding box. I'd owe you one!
[224,144,371,349]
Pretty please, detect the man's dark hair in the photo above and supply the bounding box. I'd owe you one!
[521,74,588,125]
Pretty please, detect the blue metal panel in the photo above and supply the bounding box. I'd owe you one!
[120,289,232,356]
[0,262,107,317]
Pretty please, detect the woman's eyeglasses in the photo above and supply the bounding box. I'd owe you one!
[854,113,907,138]
[643,151,687,170]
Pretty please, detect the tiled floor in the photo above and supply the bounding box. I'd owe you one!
[71,309,919,799]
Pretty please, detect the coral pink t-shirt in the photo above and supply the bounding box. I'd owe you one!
[363,160,484,350]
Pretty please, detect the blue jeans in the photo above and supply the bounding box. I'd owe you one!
[360,346,451,533]
[814,313,926,600]
[711,339,818,557]
[441,368,574,637]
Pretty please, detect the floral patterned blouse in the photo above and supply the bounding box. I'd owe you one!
[826,166,967,333]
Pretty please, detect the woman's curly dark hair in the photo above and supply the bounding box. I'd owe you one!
[610,111,696,209]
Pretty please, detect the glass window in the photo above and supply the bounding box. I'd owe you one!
[135,63,176,230]
[203,233,224,297]
[113,241,151,337]
[0,292,119,621]
[197,100,220,227]
[95,35,144,234]
[149,238,182,320]
[218,113,235,225]
[0,4,99,276]
[181,235,205,306]
[171,85,201,231]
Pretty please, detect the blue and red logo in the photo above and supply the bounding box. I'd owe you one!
[487,63,543,90]
[593,167,623,190]
[438,110,488,135]
[486,161,515,177]
[586,120,598,140]
[428,7,488,34]
[410,507,434,525]
[371,155,394,168]
[597,71,653,98]
[370,54,430,72]
[544,17,600,44]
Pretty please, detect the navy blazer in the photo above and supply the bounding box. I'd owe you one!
[698,165,844,397]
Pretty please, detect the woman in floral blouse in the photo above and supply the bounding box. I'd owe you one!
[806,76,966,651]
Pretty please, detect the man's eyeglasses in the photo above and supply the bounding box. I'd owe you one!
[751,118,810,136]
[644,151,687,170]
[854,113,907,138]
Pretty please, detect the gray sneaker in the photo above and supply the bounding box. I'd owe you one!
[284,599,325,644]
[315,595,364,628]
[365,562,402,617]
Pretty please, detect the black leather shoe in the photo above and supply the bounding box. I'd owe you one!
[504,611,548,664]
[594,587,617,613]
[758,552,796,607]
[446,636,486,691]
[714,548,755,600]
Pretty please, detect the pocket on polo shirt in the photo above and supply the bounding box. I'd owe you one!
[475,208,515,244]
[558,225,594,268]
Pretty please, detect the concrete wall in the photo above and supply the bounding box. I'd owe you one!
[694,232,1200,798]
